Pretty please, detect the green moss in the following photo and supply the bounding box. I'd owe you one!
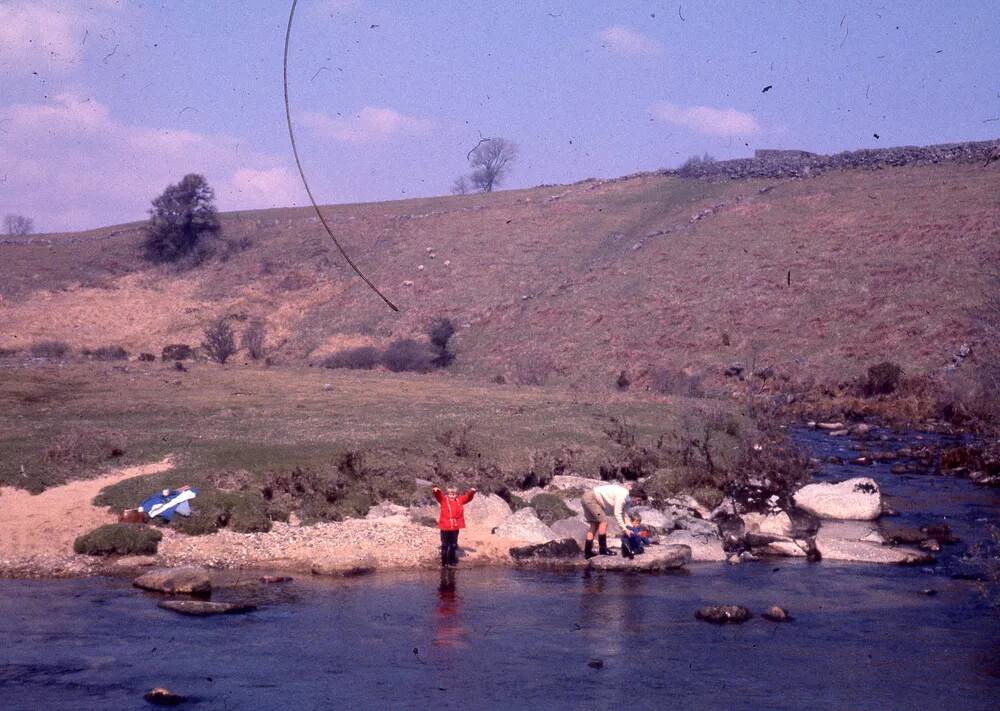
[73,523,162,556]
[530,493,574,525]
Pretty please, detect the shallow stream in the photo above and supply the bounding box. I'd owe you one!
[1,427,998,710]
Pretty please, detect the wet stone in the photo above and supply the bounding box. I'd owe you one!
[696,605,752,624]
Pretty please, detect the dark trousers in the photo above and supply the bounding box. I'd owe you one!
[440,530,460,566]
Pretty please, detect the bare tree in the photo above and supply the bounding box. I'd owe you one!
[450,176,470,195]
[202,318,237,364]
[4,214,33,236]
[468,137,518,193]
[241,319,267,360]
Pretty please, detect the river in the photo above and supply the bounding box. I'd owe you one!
[1,426,998,710]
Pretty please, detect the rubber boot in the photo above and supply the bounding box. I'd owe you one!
[440,545,450,567]
[584,538,595,559]
[447,544,459,567]
[598,534,616,556]
[621,538,634,559]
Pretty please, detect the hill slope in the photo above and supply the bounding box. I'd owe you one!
[1,149,998,392]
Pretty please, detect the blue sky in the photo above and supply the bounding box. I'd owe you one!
[2,0,997,232]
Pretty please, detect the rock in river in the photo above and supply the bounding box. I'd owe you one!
[158,600,256,616]
[661,530,726,561]
[762,606,791,622]
[696,605,752,624]
[588,544,691,572]
[510,538,581,563]
[815,521,931,564]
[133,567,211,595]
[144,687,185,705]
[793,478,882,520]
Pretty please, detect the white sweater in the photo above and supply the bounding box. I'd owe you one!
[593,484,631,529]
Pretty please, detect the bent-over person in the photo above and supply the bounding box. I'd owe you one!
[581,481,634,558]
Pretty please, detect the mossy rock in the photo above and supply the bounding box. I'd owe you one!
[530,493,574,525]
[73,523,162,556]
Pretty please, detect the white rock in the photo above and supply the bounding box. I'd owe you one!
[463,494,512,529]
[661,530,726,562]
[493,508,558,544]
[763,540,808,557]
[742,511,794,538]
[417,264,425,271]
[793,478,882,520]
[444,260,451,267]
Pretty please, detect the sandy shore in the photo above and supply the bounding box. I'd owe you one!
[0,457,525,579]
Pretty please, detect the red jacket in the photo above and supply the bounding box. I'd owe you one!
[433,488,476,530]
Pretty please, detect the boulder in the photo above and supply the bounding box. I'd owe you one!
[509,538,582,563]
[259,575,292,584]
[878,522,925,544]
[922,522,959,544]
[673,514,719,538]
[696,605,752,624]
[815,521,931,564]
[493,508,558,543]
[365,502,409,520]
[462,493,513,529]
[311,553,377,577]
[112,555,158,569]
[158,600,256,616]
[549,474,603,491]
[134,567,211,595]
[760,539,808,557]
[588,544,691,572]
[550,516,590,541]
[793,478,882,520]
[144,687,186,706]
[742,511,794,538]
[762,606,791,622]
[630,506,673,531]
[661,530,726,561]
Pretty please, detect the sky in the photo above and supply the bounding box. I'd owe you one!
[1,0,998,233]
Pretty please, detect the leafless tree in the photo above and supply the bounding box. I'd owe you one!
[4,214,33,236]
[202,318,237,364]
[450,176,470,195]
[468,137,518,193]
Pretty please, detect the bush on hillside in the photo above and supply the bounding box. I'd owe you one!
[82,345,129,361]
[0,347,20,358]
[382,338,435,373]
[241,319,267,360]
[678,153,716,177]
[167,488,273,535]
[323,346,380,370]
[202,318,237,364]
[530,493,574,525]
[143,174,221,264]
[138,352,156,362]
[427,317,456,367]
[30,340,70,358]
[651,368,704,397]
[73,523,162,556]
[864,361,904,396]
[161,343,194,361]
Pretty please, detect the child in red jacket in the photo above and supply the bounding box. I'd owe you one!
[432,485,476,567]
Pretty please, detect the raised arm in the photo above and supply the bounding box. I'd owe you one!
[432,486,444,503]
[459,488,477,504]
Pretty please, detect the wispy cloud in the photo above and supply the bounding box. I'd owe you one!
[0,92,300,232]
[599,26,663,56]
[651,102,761,137]
[300,106,433,144]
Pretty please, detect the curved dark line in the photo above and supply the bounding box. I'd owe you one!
[283,0,399,311]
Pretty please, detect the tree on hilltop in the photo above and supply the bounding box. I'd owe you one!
[4,214,33,236]
[467,137,518,193]
[143,174,221,263]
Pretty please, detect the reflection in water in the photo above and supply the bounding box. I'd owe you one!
[433,568,468,649]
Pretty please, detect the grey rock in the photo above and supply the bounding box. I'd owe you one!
[588,544,691,572]
[630,506,673,531]
[509,538,582,562]
[134,567,211,595]
[815,521,931,564]
[762,606,791,622]
[493,508,558,543]
[311,553,377,577]
[549,474,603,491]
[551,516,590,541]
[662,530,726,561]
[696,605,752,624]
[462,493,513,529]
[158,600,256,616]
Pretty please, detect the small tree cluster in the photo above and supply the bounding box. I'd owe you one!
[863,361,903,396]
[453,137,518,194]
[202,318,237,364]
[322,346,380,370]
[323,317,456,373]
[30,340,70,358]
[678,153,716,177]
[143,174,221,263]
[241,319,267,360]
[4,214,33,236]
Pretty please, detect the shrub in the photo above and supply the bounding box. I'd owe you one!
[30,340,70,358]
[530,493,574,525]
[161,343,194,361]
[241,319,267,360]
[615,370,630,390]
[73,523,162,556]
[323,346,380,370]
[202,318,237,364]
[427,317,456,367]
[143,174,221,264]
[651,368,704,397]
[138,352,156,362]
[168,488,273,535]
[382,338,435,373]
[83,345,129,361]
[678,153,716,177]
[0,347,19,358]
[864,361,904,396]
[514,351,555,386]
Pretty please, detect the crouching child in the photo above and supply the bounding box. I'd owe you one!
[621,513,650,559]
[432,485,476,568]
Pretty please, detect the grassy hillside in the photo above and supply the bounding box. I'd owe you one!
[1,160,997,394]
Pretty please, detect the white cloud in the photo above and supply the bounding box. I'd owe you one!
[599,26,663,56]
[300,106,433,144]
[0,0,124,75]
[651,102,761,137]
[0,92,300,232]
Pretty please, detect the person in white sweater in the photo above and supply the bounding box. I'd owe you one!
[581,481,636,558]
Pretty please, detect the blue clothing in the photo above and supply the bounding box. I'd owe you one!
[140,488,197,521]
[622,526,646,555]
